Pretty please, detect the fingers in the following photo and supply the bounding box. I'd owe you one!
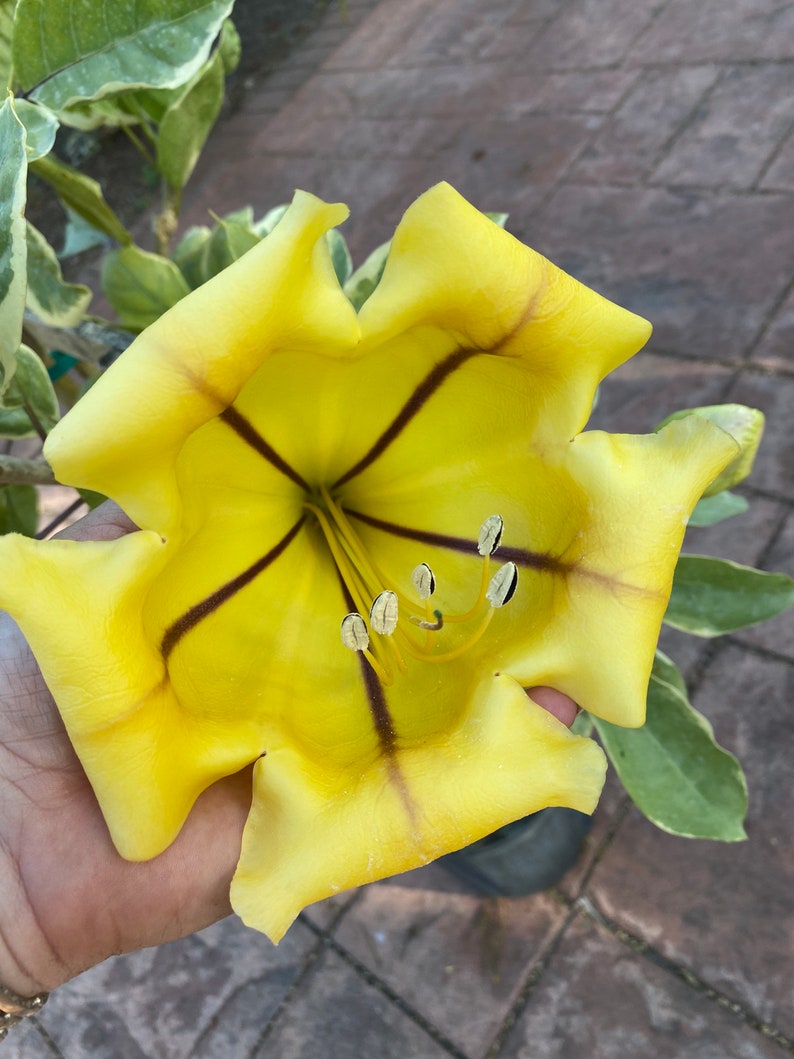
[527,686,580,728]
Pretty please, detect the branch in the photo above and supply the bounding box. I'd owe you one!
[0,456,57,486]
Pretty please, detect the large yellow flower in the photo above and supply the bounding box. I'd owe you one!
[0,184,736,941]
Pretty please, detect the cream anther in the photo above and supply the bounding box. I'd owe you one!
[477,514,504,556]
[341,612,369,651]
[370,590,399,635]
[411,562,436,600]
[486,562,518,607]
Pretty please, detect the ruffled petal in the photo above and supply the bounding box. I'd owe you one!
[501,416,739,725]
[358,182,651,443]
[44,191,360,534]
[230,673,606,941]
[0,531,262,856]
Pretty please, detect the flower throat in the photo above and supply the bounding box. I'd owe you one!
[302,486,518,685]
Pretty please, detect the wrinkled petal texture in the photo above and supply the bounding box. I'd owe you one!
[0,184,737,942]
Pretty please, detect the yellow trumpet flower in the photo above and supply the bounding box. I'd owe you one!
[0,184,737,941]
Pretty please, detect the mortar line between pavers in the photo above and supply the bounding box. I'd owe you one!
[635,343,745,372]
[311,932,471,1059]
[513,14,650,225]
[645,179,794,197]
[632,57,794,72]
[238,893,366,1057]
[524,56,647,224]
[751,500,794,570]
[752,114,794,191]
[634,344,793,374]
[23,1017,66,1059]
[637,63,732,185]
[715,363,745,404]
[619,0,676,73]
[562,175,794,201]
[743,484,794,510]
[682,626,726,701]
[726,637,794,669]
[574,897,794,1054]
[742,270,794,360]
[240,932,330,1059]
[559,795,633,901]
[481,899,582,1059]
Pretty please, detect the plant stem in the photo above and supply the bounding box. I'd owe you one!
[0,456,56,486]
[21,399,48,444]
[121,120,156,167]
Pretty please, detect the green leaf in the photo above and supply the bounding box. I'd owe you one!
[101,244,191,331]
[0,0,13,90]
[13,99,58,160]
[223,206,254,227]
[201,217,260,277]
[327,229,353,286]
[593,675,747,841]
[570,710,594,738]
[344,240,390,310]
[157,44,225,195]
[252,204,288,237]
[656,404,764,496]
[172,224,212,288]
[0,95,27,395]
[0,483,38,536]
[0,342,58,438]
[14,0,234,112]
[665,554,794,636]
[53,94,148,131]
[60,207,110,258]
[30,154,132,246]
[651,649,687,697]
[218,18,241,74]
[172,226,212,288]
[77,487,107,510]
[485,211,509,228]
[26,221,91,325]
[688,490,749,527]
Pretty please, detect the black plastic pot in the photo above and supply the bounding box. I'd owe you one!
[437,808,593,896]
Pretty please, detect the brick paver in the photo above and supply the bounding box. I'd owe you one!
[12,0,794,1056]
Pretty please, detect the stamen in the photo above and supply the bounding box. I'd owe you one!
[318,498,516,677]
[370,590,399,636]
[478,514,504,556]
[341,613,369,651]
[305,502,374,615]
[411,562,436,599]
[486,562,518,607]
[339,612,393,684]
[418,564,518,665]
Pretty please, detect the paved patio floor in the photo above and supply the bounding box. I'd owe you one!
[10,0,794,1055]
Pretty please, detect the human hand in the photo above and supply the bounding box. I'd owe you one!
[0,502,578,997]
[0,503,253,997]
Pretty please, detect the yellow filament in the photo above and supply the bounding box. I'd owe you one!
[441,553,492,623]
[321,485,494,630]
[362,647,393,685]
[319,486,422,612]
[385,635,408,674]
[304,501,394,681]
[417,607,495,663]
[304,504,371,613]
